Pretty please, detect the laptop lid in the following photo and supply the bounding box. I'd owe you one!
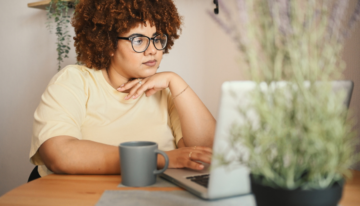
[161,81,255,200]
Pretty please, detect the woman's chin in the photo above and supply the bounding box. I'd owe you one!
[141,67,158,77]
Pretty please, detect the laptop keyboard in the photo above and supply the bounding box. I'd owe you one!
[186,174,210,188]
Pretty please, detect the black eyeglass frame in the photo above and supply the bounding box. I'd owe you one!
[117,34,168,53]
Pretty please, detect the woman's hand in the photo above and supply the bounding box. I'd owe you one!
[117,72,175,100]
[158,146,213,170]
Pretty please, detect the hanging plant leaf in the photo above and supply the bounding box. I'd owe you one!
[46,0,80,71]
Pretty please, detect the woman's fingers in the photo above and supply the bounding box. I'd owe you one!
[117,73,172,99]
[193,146,213,153]
[184,148,212,170]
[116,78,147,100]
[145,88,158,97]
[126,81,161,99]
[127,82,148,99]
[116,78,153,99]
[186,160,205,170]
[189,151,212,164]
[125,83,143,99]
[132,83,153,98]
[162,147,213,171]
[117,79,141,91]
[117,79,141,92]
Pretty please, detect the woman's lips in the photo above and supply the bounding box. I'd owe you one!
[143,60,157,67]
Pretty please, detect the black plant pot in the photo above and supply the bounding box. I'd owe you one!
[250,175,344,206]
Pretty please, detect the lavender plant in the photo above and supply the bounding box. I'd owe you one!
[210,0,360,190]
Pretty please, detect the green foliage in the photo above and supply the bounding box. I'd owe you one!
[212,0,359,190]
[223,82,358,190]
[46,0,79,71]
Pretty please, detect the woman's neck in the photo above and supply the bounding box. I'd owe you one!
[102,68,128,91]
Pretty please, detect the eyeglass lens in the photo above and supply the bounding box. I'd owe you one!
[132,34,167,52]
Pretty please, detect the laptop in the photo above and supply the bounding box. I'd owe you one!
[160,80,354,200]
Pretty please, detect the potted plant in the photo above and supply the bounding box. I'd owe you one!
[46,0,80,70]
[209,0,360,205]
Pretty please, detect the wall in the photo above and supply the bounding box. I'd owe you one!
[0,0,59,196]
[343,4,360,169]
[0,0,359,196]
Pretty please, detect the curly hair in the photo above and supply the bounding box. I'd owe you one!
[72,0,182,70]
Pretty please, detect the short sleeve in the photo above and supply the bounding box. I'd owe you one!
[29,66,87,165]
[166,89,183,146]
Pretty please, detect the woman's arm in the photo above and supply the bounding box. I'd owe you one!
[167,73,216,148]
[39,136,212,174]
[119,72,216,148]
[39,136,120,174]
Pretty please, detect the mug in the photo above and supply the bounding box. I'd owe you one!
[119,141,169,187]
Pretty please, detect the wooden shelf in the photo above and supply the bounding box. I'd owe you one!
[28,0,74,10]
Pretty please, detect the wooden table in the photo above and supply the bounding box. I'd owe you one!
[0,171,359,206]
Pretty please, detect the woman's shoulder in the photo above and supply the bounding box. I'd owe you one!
[49,65,97,86]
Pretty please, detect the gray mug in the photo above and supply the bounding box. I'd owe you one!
[119,141,169,187]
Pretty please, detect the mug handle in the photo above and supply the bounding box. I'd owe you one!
[153,149,169,175]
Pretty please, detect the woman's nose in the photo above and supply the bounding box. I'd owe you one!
[144,40,157,55]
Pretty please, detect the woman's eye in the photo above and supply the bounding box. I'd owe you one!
[133,37,143,45]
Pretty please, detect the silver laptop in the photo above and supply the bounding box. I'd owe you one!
[160,80,354,200]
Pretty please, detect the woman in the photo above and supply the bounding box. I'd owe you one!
[29,0,215,178]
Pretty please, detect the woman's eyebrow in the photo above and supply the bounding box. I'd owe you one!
[128,33,143,37]
[127,33,158,37]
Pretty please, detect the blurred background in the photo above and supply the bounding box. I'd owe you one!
[0,0,359,196]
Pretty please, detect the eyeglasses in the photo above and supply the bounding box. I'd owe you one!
[117,34,168,53]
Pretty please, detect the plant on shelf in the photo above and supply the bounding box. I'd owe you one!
[46,0,80,71]
[209,0,360,205]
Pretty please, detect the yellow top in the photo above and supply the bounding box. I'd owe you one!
[29,65,183,177]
